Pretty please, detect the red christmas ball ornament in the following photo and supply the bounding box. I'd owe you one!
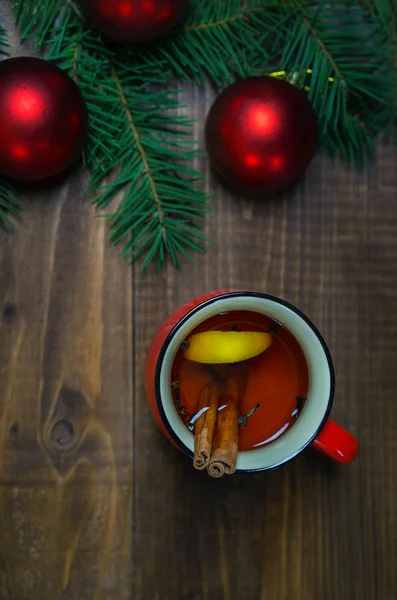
[0,57,88,182]
[80,0,188,43]
[205,76,318,194]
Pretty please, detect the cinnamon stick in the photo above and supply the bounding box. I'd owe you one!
[193,382,219,470]
[208,365,248,478]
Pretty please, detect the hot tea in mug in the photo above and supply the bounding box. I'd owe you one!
[145,291,359,477]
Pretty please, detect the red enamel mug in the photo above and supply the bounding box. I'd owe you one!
[145,291,359,472]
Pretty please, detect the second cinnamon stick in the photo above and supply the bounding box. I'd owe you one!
[193,382,219,470]
[208,365,247,478]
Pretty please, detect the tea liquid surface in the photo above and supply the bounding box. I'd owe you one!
[171,311,309,450]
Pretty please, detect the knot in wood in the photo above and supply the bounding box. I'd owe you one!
[9,422,19,438]
[2,304,17,324]
[51,419,75,447]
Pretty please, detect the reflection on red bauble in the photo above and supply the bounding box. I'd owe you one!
[205,76,318,194]
[79,0,188,42]
[0,57,88,182]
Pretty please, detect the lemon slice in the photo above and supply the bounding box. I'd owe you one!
[184,331,272,364]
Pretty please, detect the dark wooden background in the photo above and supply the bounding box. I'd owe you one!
[0,5,396,600]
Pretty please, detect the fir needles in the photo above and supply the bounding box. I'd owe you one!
[8,0,397,268]
[0,178,19,232]
[14,0,210,269]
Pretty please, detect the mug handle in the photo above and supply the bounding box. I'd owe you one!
[311,419,359,464]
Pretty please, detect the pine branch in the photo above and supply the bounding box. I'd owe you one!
[279,0,396,162]
[0,24,9,56]
[94,63,210,269]
[359,0,396,38]
[128,0,290,85]
[14,0,65,44]
[0,178,19,232]
[13,0,210,270]
[360,0,397,140]
[109,65,166,233]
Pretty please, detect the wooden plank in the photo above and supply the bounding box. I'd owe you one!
[0,6,133,598]
[0,172,133,600]
[133,85,397,600]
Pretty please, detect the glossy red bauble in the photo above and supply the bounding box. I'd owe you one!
[0,57,88,182]
[79,0,188,43]
[205,76,318,194]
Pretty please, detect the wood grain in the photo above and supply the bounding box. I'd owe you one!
[1,4,397,599]
[0,7,131,597]
[0,173,133,600]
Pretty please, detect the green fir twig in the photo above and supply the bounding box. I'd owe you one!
[0,23,9,56]
[93,63,210,269]
[360,0,397,142]
[8,0,397,265]
[133,0,291,85]
[13,0,210,270]
[0,178,19,232]
[279,1,396,163]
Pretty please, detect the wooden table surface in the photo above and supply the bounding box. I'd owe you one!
[1,9,397,600]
